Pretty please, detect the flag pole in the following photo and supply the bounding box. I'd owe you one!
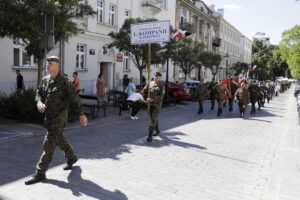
[147,43,151,115]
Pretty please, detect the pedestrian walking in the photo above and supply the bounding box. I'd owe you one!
[215,81,231,116]
[16,69,25,91]
[144,72,165,142]
[25,56,88,185]
[96,73,106,103]
[73,72,81,94]
[235,83,249,118]
[122,74,130,92]
[197,79,208,114]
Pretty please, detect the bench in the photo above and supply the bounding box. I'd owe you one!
[79,94,106,119]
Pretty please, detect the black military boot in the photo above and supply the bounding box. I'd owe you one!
[217,108,222,116]
[153,128,160,136]
[25,172,46,185]
[146,131,153,142]
[63,156,78,170]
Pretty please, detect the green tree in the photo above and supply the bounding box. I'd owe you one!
[0,0,96,85]
[279,25,300,78]
[251,33,275,80]
[200,52,222,80]
[170,38,205,81]
[108,18,163,86]
[232,62,249,75]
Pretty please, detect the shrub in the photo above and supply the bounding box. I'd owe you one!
[0,88,43,124]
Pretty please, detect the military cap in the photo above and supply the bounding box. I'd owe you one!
[47,56,60,64]
[154,72,162,77]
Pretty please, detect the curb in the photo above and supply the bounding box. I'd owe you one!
[0,104,185,143]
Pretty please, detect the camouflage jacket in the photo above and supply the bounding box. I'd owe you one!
[144,81,165,106]
[36,73,84,129]
[197,83,208,102]
[248,84,261,100]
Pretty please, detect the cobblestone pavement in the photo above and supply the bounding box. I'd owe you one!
[0,88,299,200]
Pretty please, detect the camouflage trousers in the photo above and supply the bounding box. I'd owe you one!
[36,127,75,174]
[149,105,160,132]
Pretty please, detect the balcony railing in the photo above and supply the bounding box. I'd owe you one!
[179,22,193,33]
[142,0,161,11]
[212,37,221,47]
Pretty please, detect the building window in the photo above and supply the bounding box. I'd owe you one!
[160,0,167,9]
[13,40,37,68]
[180,10,185,24]
[190,69,196,78]
[123,52,130,71]
[97,0,104,23]
[109,4,116,26]
[76,44,86,69]
[203,68,207,77]
[179,69,184,79]
[124,10,130,20]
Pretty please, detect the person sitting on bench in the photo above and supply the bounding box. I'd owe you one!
[127,92,146,120]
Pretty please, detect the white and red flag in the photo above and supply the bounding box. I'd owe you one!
[172,29,187,39]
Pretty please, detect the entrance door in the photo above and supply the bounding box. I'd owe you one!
[99,62,111,90]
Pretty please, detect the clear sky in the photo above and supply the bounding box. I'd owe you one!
[202,0,300,44]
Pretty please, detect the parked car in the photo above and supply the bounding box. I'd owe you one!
[136,81,191,103]
[180,80,211,101]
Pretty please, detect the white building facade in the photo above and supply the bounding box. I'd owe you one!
[0,0,176,94]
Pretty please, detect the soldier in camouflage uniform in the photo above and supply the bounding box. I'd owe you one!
[25,56,88,185]
[197,79,208,114]
[215,81,231,116]
[228,78,239,112]
[235,82,250,118]
[208,79,217,110]
[143,72,165,142]
[248,80,261,114]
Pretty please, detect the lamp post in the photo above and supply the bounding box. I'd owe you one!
[224,53,229,77]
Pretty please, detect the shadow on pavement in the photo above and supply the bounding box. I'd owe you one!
[0,90,291,187]
[43,166,128,200]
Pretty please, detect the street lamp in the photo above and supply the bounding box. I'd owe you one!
[223,53,229,77]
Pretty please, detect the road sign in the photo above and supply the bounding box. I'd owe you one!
[130,20,170,45]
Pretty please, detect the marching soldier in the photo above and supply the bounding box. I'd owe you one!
[235,82,250,118]
[197,79,208,114]
[215,81,231,116]
[228,77,239,112]
[25,56,88,185]
[248,80,261,114]
[144,72,165,142]
[208,79,217,110]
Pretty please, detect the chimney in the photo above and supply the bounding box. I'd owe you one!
[210,4,215,11]
[217,9,224,17]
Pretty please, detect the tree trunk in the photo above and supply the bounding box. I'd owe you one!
[198,66,202,81]
[139,68,143,88]
[37,57,44,86]
[184,73,187,81]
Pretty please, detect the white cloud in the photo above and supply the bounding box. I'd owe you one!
[223,4,243,9]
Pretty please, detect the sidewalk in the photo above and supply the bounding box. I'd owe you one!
[0,102,184,144]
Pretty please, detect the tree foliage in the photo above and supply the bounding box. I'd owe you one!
[251,33,288,80]
[108,18,163,85]
[0,0,96,84]
[170,38,205,81]
[232,62,249,75]
[199,51,222,79]
[279,25,300,78]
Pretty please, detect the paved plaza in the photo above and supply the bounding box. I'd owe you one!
[0,88,299,200]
